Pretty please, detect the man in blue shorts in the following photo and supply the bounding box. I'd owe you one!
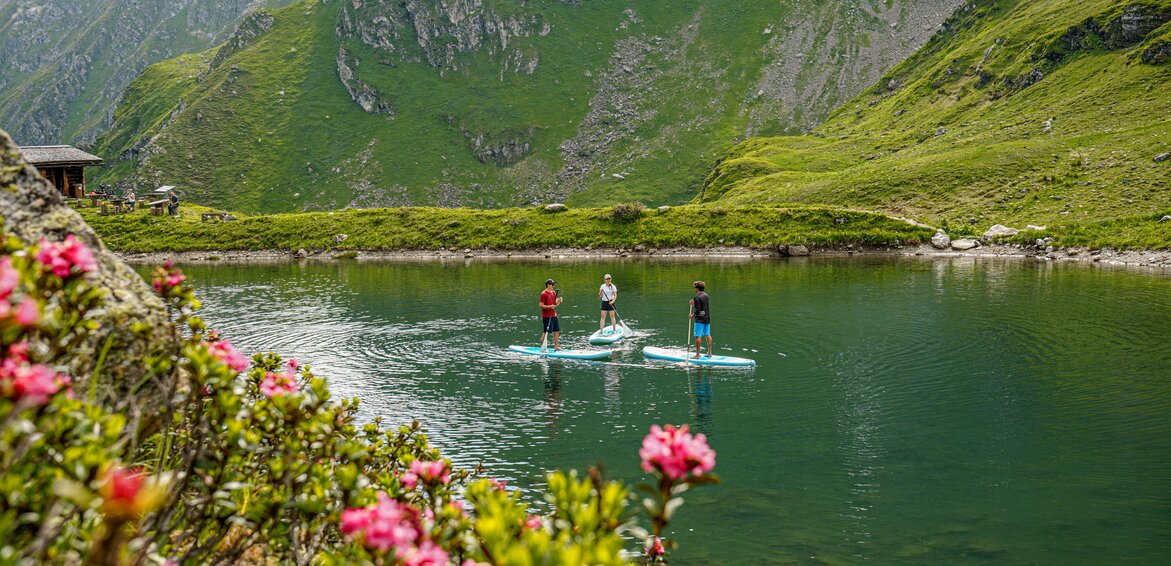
[689,280,711,358]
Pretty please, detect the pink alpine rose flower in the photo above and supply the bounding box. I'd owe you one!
[647,536,665,558]
[0,256,18,300]
[400,540,449,566]
[36,235,96,278]
[639,424,716,481]
[205,340,250,372]
[14,296,39,326]
[259,370,299,398]
[409,459,451,485]
[0,357,68,405]
[400,470,419,490]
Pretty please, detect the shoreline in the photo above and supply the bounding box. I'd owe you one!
[114,244,1171,269]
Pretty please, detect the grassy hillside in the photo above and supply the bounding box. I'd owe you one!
[703,0,1171,235]
[77,204,933,253]
[0,0,294,145]
[92,0,963,212]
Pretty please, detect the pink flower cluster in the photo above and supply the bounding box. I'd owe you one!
[647,536,665,558]
[0,342,69,405]
[151,262,186,294]
[204,339,250,373]
[639,424,716,481]
[36,235,96,278]
[259,365,299,398]
[0,257,39,327]
[340,492,448,565]
[401,459,451,490]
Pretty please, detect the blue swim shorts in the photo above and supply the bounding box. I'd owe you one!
[693,322,711,337]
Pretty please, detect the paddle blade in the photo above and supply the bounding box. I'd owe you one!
[621,322,633,336]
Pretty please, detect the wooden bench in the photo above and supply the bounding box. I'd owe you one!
[201,211,233,222]
[148,199,168,216]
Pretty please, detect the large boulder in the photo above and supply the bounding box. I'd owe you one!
[931,231,951,249]
[1,129,178,427]
[788,244,810,256]
[982,224,1019,240]
[950,239,979,251]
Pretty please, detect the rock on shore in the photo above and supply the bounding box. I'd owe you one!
[1,129,179,429]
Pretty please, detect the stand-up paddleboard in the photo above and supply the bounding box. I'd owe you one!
[589,324,630,345]
[642,346,756,367]
[509,345,613,360]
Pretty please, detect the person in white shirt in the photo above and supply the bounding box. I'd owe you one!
[598,274,618,333]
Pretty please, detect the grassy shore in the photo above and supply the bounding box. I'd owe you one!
[77,204,935,253]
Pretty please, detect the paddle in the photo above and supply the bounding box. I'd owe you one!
[541,316,550,352]
[687,303,694,355]
[612,305,633,337]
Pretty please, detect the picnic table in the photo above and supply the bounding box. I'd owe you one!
[148,199,168,216]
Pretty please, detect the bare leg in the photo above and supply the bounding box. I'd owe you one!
[553,331,561,350]
[609,311,617,331]
[599,312,605,331]
[693,336,702,358]
[705,335,712,357]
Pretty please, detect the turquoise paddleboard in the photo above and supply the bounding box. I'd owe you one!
[642,346,756,367]
[588,324,630,345]
[509,345,613,360]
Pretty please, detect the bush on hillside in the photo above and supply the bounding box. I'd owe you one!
[0,230,717,564]
[610,202,646,222]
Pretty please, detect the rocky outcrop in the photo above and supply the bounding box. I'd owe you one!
[1143,41,1171,64]
[461,126,534,166]
[0,129,178,426]
[336,48,395,116]
[338,0,546,72]
[209,10,275,71]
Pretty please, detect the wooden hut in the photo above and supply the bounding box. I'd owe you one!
[17,145,103,199]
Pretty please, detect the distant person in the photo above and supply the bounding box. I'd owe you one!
[689,280,711,358]
[598,273,618,333]
[540,278,563,351]
[167,190,179,216]
[125,190,136,212]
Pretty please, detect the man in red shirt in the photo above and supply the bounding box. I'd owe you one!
[540,278,564,351]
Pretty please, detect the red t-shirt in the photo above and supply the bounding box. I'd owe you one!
[540,289,557,318]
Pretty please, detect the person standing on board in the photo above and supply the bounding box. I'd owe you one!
[690,281,712,358]
[598,273,618,334]
[540,278,563,351]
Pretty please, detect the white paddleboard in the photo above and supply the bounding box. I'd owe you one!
[589,324,630,345]
[509,345,613,360]
[642,346,756,367]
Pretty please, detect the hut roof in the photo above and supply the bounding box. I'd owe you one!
[17,145,103,167]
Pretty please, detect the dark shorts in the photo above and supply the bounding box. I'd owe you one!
[542,316,560,332]
[600,301,615,311]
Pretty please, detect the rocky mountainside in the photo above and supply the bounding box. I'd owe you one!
[0,0,295,146]
[703,0,1171,230]
[92,0,962,212]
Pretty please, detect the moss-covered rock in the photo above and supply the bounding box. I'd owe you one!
[0,129,178,428]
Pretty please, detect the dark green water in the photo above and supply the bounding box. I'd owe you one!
[172,257,1171,564]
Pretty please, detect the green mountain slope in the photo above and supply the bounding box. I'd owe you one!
[0,0,295,146]
[92,0,964,213]
[703,0,1171,231]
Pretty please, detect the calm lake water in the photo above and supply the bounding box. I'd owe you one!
[169,257,1171,564]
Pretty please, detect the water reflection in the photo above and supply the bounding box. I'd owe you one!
[540,360,563,434]
[688,368,715,438]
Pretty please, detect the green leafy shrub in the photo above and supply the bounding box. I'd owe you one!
[609,203,645,222]
[0,229,718,564]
